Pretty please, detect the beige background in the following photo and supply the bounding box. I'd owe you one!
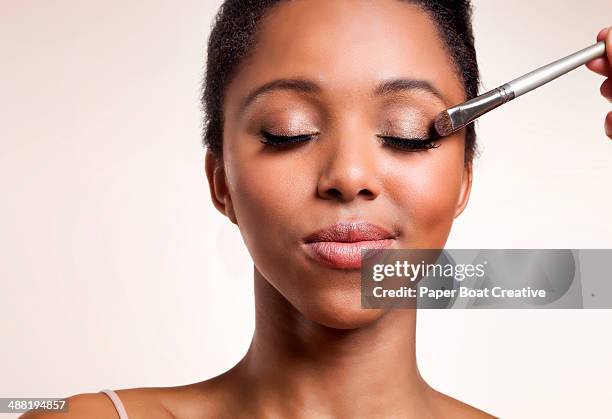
[1,1,611,418]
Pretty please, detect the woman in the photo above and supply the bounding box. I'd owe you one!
[24,0,612,418]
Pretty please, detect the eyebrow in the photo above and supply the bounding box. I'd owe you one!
[239,77,448,112]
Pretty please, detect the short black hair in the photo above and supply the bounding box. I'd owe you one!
[202,0,480,163]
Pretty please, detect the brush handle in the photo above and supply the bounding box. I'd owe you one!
[506,41,606,98]
[440,40,608,136]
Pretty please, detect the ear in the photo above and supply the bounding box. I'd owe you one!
[454,161,473,219]
[205,150,238,225]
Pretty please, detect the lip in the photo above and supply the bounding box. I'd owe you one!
[302,222,397,269]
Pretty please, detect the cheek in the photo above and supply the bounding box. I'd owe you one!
[388,136,465,247]
[224,141,312,268]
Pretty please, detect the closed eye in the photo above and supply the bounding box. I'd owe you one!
[258,131,440,152]
[259,131,317,147]
[377,135,440,152]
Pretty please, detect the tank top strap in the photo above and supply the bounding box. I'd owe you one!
[99,389,129,419]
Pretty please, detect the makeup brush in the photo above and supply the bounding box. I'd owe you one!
[434,40,607,137]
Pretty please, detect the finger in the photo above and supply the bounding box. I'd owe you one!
[587,27,611,75]
[596,27,610,42]
[586,57,612,76]
[607,28,612,69]
[601,78,612,102]
[606,111,612,140]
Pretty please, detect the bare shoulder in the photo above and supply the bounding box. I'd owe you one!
[19,392,123,419]
[19,388,174,419]
[427,388,498,419]
[19,371,239,419]
[158,374,242,419]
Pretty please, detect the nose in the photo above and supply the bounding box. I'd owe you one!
[316,132,382,202]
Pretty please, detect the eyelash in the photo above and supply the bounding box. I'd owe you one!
[377,135,440,151]
[260,131,315,147]
[259,131,440,152]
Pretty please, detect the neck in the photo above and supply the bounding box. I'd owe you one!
[229,268,432,418]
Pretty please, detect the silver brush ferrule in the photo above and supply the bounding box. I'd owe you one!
[446,83,516,132]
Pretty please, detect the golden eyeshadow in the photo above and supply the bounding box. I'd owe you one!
[379,108,432,138]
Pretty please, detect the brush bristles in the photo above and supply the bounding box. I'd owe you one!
[434,111,454,137]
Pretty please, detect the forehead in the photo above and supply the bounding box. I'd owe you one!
[225,0,466,111]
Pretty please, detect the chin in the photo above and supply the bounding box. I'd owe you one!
[297,289,389,330]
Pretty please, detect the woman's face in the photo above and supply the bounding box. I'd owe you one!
[207,0,471,328]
